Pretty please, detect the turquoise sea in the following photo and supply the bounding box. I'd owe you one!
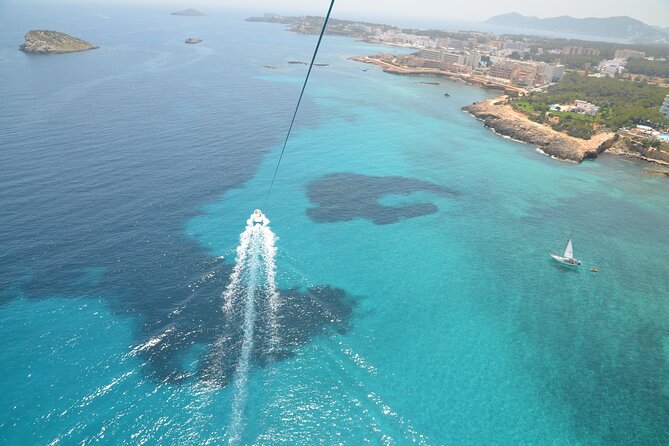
[2,2,669,444]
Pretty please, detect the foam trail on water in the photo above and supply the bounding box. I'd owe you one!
[228,245,259,443]
[224,223,280,444]
[261,226,281,353]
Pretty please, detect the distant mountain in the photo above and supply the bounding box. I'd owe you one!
[485,12,668,42]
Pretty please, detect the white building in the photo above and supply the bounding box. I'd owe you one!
[537,62,565,83]
[417,48,480,68]
[572,100,599,116]
[375,31,434,48]
[476,44,497,54]
[614,49,645,60]
[441,38,465,50]
[418,48,442,61]
[598,58,626,77]
[661,95,669,117]
[503,40,530,52]
[468,51,481,68]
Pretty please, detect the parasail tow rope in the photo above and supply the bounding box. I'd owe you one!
[264,0,335,207]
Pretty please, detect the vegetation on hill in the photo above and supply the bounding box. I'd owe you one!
[507,35,669,71]
[528,52,601,70]
[512,73,669,138]
[509,36,669,59]
[625,58,669,79]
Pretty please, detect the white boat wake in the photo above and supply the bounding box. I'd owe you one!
[223,216,280,444]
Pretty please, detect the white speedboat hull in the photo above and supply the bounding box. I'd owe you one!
[246,210,270,227]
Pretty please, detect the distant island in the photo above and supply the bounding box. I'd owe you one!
[19,30,98,54]
[485,13,669,43]
[171,9,205,16]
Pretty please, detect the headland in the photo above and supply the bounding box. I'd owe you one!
[463,97,616,161]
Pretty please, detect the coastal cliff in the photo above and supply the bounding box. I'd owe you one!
[19,30,98,54]
[608,137,669,165]
[463,98,615,162]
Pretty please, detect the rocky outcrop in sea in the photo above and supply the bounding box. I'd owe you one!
[19,30,98,54]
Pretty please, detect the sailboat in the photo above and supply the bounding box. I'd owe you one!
[550,233,581,266]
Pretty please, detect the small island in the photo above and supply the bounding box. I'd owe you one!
[19,30,98,54]
[185,37,202,44]
[171,9,205,16]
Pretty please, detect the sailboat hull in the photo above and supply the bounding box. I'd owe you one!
[550,254,581,266]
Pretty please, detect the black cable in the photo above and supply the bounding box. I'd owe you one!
[264,0,335,207]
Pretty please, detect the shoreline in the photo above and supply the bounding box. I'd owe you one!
[462,97,617,162]
[351,56,527,95]
[249,15,669,168]
[606,147,669,166]
[463,98,669,166]
[471,112,578,163]
[352,54,668,166]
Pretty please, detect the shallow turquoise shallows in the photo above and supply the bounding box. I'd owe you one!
[1,2,669,445]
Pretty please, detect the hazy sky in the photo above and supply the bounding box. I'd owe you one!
[36,0,669,28]
[340,0,669,27]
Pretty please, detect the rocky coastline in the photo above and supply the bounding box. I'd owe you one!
[19,30,98,54]
[607,137,669,166]
[463,98,616,162]
[352,56,668,166]
[352,56,526,95]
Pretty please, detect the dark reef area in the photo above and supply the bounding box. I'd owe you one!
[306,173,456,225]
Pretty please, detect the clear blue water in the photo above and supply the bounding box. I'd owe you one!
[2,2,669,444]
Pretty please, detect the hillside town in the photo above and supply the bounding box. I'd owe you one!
[248,13,669,162]
[364,27,561,90]
[252,14,666,91]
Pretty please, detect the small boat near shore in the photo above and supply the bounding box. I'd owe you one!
[550,233,581,267]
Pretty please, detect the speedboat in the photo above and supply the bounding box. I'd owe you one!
[247,209,270,227]
[550,235,581,267]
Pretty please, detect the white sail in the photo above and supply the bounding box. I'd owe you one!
[564,239,574,259]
